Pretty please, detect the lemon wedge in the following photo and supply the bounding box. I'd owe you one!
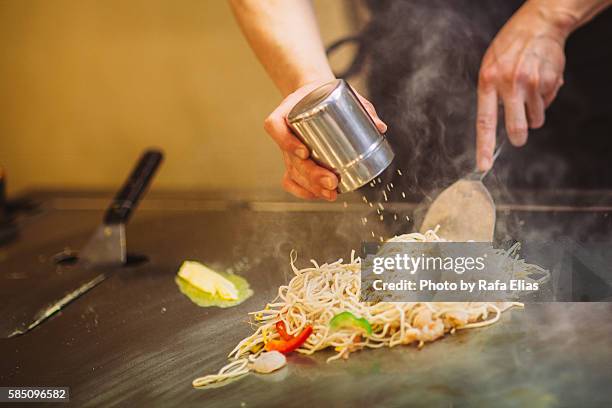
[177,261,239,300]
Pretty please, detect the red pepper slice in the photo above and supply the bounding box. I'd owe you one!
[275,321,293,341]
[265,325,313,354]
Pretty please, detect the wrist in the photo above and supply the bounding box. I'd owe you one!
[288,70,335,95]
[526,0,609,39]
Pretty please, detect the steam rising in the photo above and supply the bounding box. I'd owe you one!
[325,1,612,298]
[360,0,517,197]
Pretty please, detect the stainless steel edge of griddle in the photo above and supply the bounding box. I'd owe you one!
[287,79,395,193]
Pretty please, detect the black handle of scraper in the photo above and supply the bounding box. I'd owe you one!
[103,149,163,225]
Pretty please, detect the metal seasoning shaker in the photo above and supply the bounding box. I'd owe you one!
[287,79,395,193]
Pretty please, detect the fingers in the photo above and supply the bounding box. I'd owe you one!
[543,78,563,108]
[264,109,309,160]
[284,168,337,201]
[264,81,337,160]
[474,16,567,169]
[356,94,388,133]
[291,156,338,201]
[294,156,337,187]
[502,92,528,147]
[282,153,338,201]
[269,82,381,201]
[282,172,316,200]
[526,89,545,129]
[476,81,498,172]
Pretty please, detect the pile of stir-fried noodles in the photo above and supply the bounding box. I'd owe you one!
[193,229,545,388]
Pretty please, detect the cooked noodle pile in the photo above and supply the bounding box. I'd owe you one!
[193,229,543,388]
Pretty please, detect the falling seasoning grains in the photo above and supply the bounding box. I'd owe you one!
[377,177,382,183]
[401,192,406,199]
[386,184,391,192]
[376,209,381,215]
[406,216,410,222]
[379,236,384,242]
[362,195,368,203]
[362,217,368,225]
[382,191,388,202]
[397,169,403,176]
[369,202,373,208]
[393,214,398,221]
[371,231,376,238]
[377,203,384,211]
[369,182,375,188]
[343,201,348,208]
[390,183,394,189]
[379,215,384,221]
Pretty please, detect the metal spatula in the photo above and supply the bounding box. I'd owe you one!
[2,149,163,337]
[79,150,163,267]
[419,143,504,242]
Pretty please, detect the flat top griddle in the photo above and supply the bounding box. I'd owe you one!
[1,190,612,407]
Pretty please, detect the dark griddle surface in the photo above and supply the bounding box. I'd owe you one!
[1,191,612,407]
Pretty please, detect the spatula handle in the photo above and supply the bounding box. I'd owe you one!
[467,140,506,181]
[103,149,163,225]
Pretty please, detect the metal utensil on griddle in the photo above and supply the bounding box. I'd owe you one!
[419,143,504,242]
[79,150,162,267]
[2,149,163,337]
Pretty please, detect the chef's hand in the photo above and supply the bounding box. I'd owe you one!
[265,80,387,201]
[476,0,570,171]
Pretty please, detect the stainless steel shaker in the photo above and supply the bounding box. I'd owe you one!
[287,79,395,193]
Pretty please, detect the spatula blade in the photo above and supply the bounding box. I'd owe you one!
[78,223,126,267]
[420,179,495,242]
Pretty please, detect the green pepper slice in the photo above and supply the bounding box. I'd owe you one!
[329,311,372,336]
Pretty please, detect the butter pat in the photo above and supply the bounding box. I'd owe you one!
[177,261,239,300]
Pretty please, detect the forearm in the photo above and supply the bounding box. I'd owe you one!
[525,0,612,38]
[229,0,334,96]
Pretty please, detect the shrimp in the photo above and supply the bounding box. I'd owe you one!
[401,328,420,345]
[412,307,445,342]
[251,351,286,374]
[443,310,469,328]
[412,307,433,330]
[420,319,445,342]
